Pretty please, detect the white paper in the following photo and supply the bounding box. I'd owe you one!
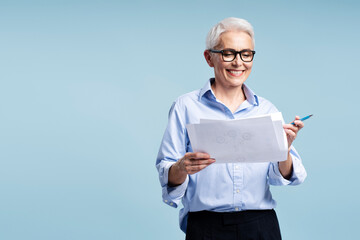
[186,113,288,163]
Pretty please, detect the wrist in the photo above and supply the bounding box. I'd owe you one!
[168,161,187,187]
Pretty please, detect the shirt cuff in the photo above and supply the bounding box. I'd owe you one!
[269,161,292,186]
[269,152,307,186]
[161,161,189,208]
[288,153,307,185]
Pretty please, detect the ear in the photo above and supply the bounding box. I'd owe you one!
[204,50,214,67]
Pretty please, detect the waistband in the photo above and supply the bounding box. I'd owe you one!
[188,209,275,225]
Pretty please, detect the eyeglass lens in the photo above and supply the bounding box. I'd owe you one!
[222,50,254,62]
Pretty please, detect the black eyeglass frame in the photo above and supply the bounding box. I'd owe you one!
[209,49,256,62]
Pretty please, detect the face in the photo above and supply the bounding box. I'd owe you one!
[204,31,254,89]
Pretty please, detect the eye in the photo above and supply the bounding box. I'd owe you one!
[241,51,253,58]
[222,50,235,56]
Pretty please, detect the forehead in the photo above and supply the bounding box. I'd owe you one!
[218,31,254,50]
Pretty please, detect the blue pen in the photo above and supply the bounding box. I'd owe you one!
[291,114,313,125]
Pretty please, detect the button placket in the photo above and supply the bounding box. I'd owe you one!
[233,163,243,211]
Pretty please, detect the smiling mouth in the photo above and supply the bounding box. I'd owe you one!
[226,70,244,77]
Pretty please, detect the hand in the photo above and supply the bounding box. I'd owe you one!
[168,152,215,186]
[283,116,304,150]
[175,152,216,175]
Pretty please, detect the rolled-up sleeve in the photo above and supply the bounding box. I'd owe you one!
[156,101,189,208]
[268,146,307,186]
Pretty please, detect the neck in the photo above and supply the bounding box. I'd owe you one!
[211,81,246,113]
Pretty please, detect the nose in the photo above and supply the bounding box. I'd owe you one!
[232,53,243,66]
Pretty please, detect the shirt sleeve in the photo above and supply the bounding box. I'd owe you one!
[268,146,307,186]
[156,101,189,208]
[265,101,307,186]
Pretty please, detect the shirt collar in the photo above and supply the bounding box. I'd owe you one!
[199,78,259,106]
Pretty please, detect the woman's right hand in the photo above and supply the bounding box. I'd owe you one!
[168,152,215,186]
[177,152,216,175]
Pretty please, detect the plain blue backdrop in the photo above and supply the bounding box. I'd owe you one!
[1,0,359,239]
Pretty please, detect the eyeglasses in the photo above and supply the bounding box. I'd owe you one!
[209,49,256,62]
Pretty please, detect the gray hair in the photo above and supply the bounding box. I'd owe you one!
[206,17,255,49]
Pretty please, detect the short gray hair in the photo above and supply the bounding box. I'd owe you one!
[206,17,255,49]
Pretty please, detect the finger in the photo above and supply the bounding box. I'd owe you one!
[285,128,297,139]
[290,116,301,126]
[186,152,211,160]
[293,120,304,129]
[283,123,299,132]
[186,158,216,166]
[186,163,214,174]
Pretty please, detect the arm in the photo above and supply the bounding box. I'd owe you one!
[156,101,215,207]
[278,152,294,180]
[279,116,304,179]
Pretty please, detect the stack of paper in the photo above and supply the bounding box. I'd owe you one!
[186,112,288,163]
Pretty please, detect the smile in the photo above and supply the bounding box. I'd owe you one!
[226,70,244,77]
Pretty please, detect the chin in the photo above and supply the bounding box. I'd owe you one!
[229,77,247,86]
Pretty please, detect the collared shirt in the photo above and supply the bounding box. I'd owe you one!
[156,79,307,233]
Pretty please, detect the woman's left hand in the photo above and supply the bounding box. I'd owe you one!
[283,116,304,150]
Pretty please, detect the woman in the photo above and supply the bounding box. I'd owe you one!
[156,17,306,240]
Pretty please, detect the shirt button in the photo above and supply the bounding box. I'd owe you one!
[236,189,240,193]
[170,202,173,206]
[164,200,168,203]
[235,165,239,169]
[235,207,239,211]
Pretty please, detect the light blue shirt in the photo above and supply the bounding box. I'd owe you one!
[156,79,307,233]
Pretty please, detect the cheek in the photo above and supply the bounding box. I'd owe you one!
[214,62,228,72]
[244,63,253,70]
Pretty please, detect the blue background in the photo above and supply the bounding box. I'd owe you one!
[1,0,359,239]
